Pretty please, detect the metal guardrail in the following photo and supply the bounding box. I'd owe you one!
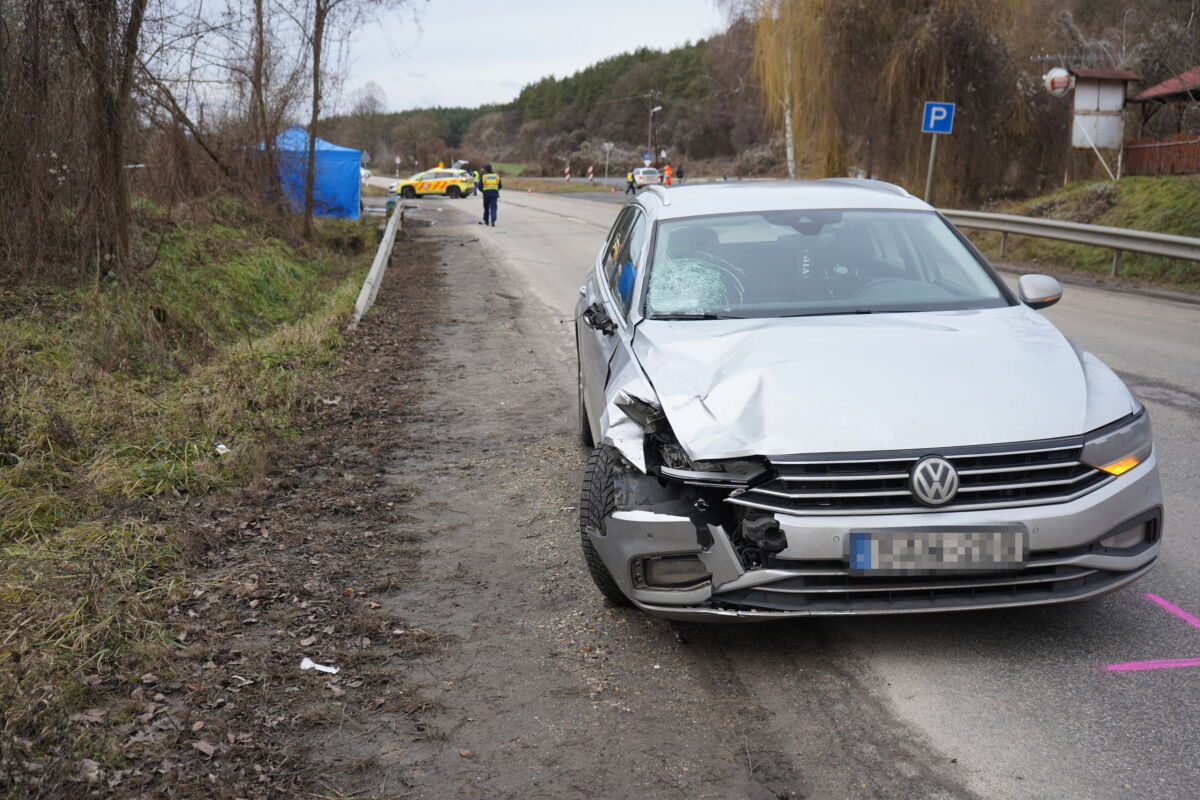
[347,204,403,331]
[941,209,1200,276]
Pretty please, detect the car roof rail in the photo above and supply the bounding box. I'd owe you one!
[820,177,912,198]
[643,184,672,206]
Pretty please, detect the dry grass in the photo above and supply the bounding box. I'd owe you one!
[967,177,1200,292]
[505,177,614,194]
[0,196,374,777]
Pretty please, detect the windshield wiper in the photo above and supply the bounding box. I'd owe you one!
[780,308,924,318]
[779,308,876,317]
[650,313,745,320]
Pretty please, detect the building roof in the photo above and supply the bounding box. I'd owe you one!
[1069,67,1142,82]
[1134,66,1200,102]
[636,180,929,220]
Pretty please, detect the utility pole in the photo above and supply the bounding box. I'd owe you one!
[648,105,663,163]
[642,90,663,164]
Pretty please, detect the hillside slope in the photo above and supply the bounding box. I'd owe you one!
[967,177,1200,291]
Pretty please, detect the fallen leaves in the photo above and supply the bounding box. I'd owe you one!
[68,708,108,725]
[191,740,216,758]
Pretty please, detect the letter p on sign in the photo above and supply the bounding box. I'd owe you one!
[922,102,955,135]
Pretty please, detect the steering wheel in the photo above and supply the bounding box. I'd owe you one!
[849,277,907,299]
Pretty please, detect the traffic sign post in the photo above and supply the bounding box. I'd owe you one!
[921,101,955,203]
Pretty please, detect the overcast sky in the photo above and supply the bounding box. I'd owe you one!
[340,0,729,112]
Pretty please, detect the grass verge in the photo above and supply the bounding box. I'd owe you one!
[0,197,375,786]
[964,176,1200,292]
[491,162,527,176]
[505,177,614,194]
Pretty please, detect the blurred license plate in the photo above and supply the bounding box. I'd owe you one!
[849,530,1024,573]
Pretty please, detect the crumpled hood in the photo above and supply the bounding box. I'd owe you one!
[632,307,1137,461]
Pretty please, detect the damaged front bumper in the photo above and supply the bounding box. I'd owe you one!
[587,456,1163,622]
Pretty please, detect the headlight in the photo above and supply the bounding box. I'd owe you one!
[657,446,770,486]
[1080,412,1153,476]
[613,392,771,485]
[615,392,665,429]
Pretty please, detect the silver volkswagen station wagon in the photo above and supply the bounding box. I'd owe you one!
[575,180,1163,621]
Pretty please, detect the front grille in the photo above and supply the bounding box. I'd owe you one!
[729,439,1113,516]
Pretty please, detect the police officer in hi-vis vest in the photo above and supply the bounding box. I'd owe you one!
[477,164,502,227]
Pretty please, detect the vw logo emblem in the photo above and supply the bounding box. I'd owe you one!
[910,456,959,506]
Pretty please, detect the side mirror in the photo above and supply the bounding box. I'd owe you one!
[583,301,617,335]
[1018,274,1063,310]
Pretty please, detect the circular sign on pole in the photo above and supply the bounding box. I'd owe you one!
[1044,67,1072,97]
[394,155,401,165]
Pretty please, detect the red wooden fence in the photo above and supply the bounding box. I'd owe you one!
[1123,134,1200,175]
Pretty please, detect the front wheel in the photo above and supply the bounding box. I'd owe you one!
[447,185,462,199]
[579,446,631,606]
[401,186,416,199]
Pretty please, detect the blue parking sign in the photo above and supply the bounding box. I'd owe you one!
[922,102,955,134]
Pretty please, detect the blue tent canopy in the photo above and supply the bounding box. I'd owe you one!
[269,127,361,220]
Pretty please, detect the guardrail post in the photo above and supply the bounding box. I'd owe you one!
[1000,232,1009,259]
[1111,249,1123,277]
[347,204,403,332]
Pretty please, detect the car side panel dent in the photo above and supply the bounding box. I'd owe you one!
[598,337,656,472]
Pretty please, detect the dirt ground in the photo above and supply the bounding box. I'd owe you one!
[38,218,980,799]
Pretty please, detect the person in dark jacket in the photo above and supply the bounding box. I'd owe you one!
[477,164,502,226]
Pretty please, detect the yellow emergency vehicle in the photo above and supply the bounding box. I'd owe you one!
[391,168,477,199]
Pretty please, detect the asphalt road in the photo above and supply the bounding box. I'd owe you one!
[402,189,1200,800]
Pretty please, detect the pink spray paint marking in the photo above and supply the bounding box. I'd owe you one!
[1106,658,1200,672]
[1143,593,1200,631]
[1104,594,1200,673]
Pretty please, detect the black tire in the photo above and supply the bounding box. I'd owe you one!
[401,186,416,199]
[577,360,594,449]
[579,446,632,606]
[447,185,462,199]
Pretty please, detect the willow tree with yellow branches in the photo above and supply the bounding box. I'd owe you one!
[741,0,844,178]
[734,0,1056,202]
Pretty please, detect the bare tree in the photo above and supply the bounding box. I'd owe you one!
[63,0,150,276]
[290,0,411,238]
[135,0,309,211]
